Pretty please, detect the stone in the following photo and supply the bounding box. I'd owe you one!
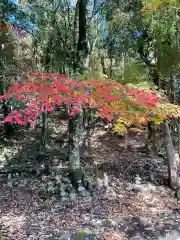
[130,235,145,240]
[60,197,69,202]
[165,229,180,240]
[146,183,156,193]
[103,173,109,188]
[134,185,147,193]
[59,233,71,240]
[90,218,103,228]
[7,181,13,188]
[87,180,93,192]
[78,185,85,192]
[60,189,66,197]
[139,217,151,228]
[83,196,92,202]
[69,192,76,201]
[96,177,103,190]
[62,177,71,184]
[42,175,47,181]
[79,190,90,197]
[135,174,141,185]
[55,175,62,184]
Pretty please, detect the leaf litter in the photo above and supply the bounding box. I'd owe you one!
[0,115,180,240]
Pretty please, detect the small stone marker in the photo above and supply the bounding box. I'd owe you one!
[78,185,85,192]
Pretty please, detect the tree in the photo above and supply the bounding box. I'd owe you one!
[0,72,160,185]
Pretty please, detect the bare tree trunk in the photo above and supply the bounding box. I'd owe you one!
[178,118,180,157]
[68,0,88,173]
[163,121,178,189]
[77,0,88,73]
[168,74,175,104]
[73,0,79,72]
[40,111,48,152]
[101,53,106,75]
[146,121,158,155]
[174,117,180,157]
[69,109,84,170]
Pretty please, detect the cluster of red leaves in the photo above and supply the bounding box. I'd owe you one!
[0,72,160,127]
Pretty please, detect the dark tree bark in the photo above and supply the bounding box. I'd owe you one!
[163,121,178,189]
[68,0,88,180]
[69,108,84,170]
[146,121,158,155]
[76,0,88,73]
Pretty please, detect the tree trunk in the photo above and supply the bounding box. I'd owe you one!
[69,109,84,170]
[175,117,180,157]
[163,121,178,189]
[77,0,88,73]
[68,0,88,173]
[146,121,158,155]
[101,53,106,75]
[168,74,175,103]
[40,111,48,152]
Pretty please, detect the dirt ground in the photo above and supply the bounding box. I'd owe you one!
[0,116,180,240]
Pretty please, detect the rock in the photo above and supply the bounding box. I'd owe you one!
[83,196,92,202]
[55,175,62,184]
[42,175,47,181]
[139,217,151,228]
[146,183,156,193]
[103,173,109,188]
[87,180,93,192]
[61,197,68,202]
[78,185,85,192]
[90,218,103,228]
[79,190,90,197]
[96,177,103,190]
[59,233,71,240]
[7,181,13,188]
[60,189,66,197]
[165,229,180,240]
[135,174,142,185]
[130,235,145,240]
[8,173,11,180]
[69,192,76,201]
[62,177,71,184]
[134,185,146,193]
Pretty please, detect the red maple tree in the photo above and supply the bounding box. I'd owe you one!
[0,72,160,126]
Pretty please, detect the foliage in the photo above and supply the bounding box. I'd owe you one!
[0,71,159,127]
[141,0,180,76]
[113,99,180,135]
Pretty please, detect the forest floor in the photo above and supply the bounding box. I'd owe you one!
[0,114,180,240]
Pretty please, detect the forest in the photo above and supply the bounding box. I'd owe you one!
[1,0,180,239]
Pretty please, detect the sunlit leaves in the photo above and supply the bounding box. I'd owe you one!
[0,72,160,126]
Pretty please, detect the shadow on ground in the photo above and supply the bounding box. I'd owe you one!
[0,118,180,239]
